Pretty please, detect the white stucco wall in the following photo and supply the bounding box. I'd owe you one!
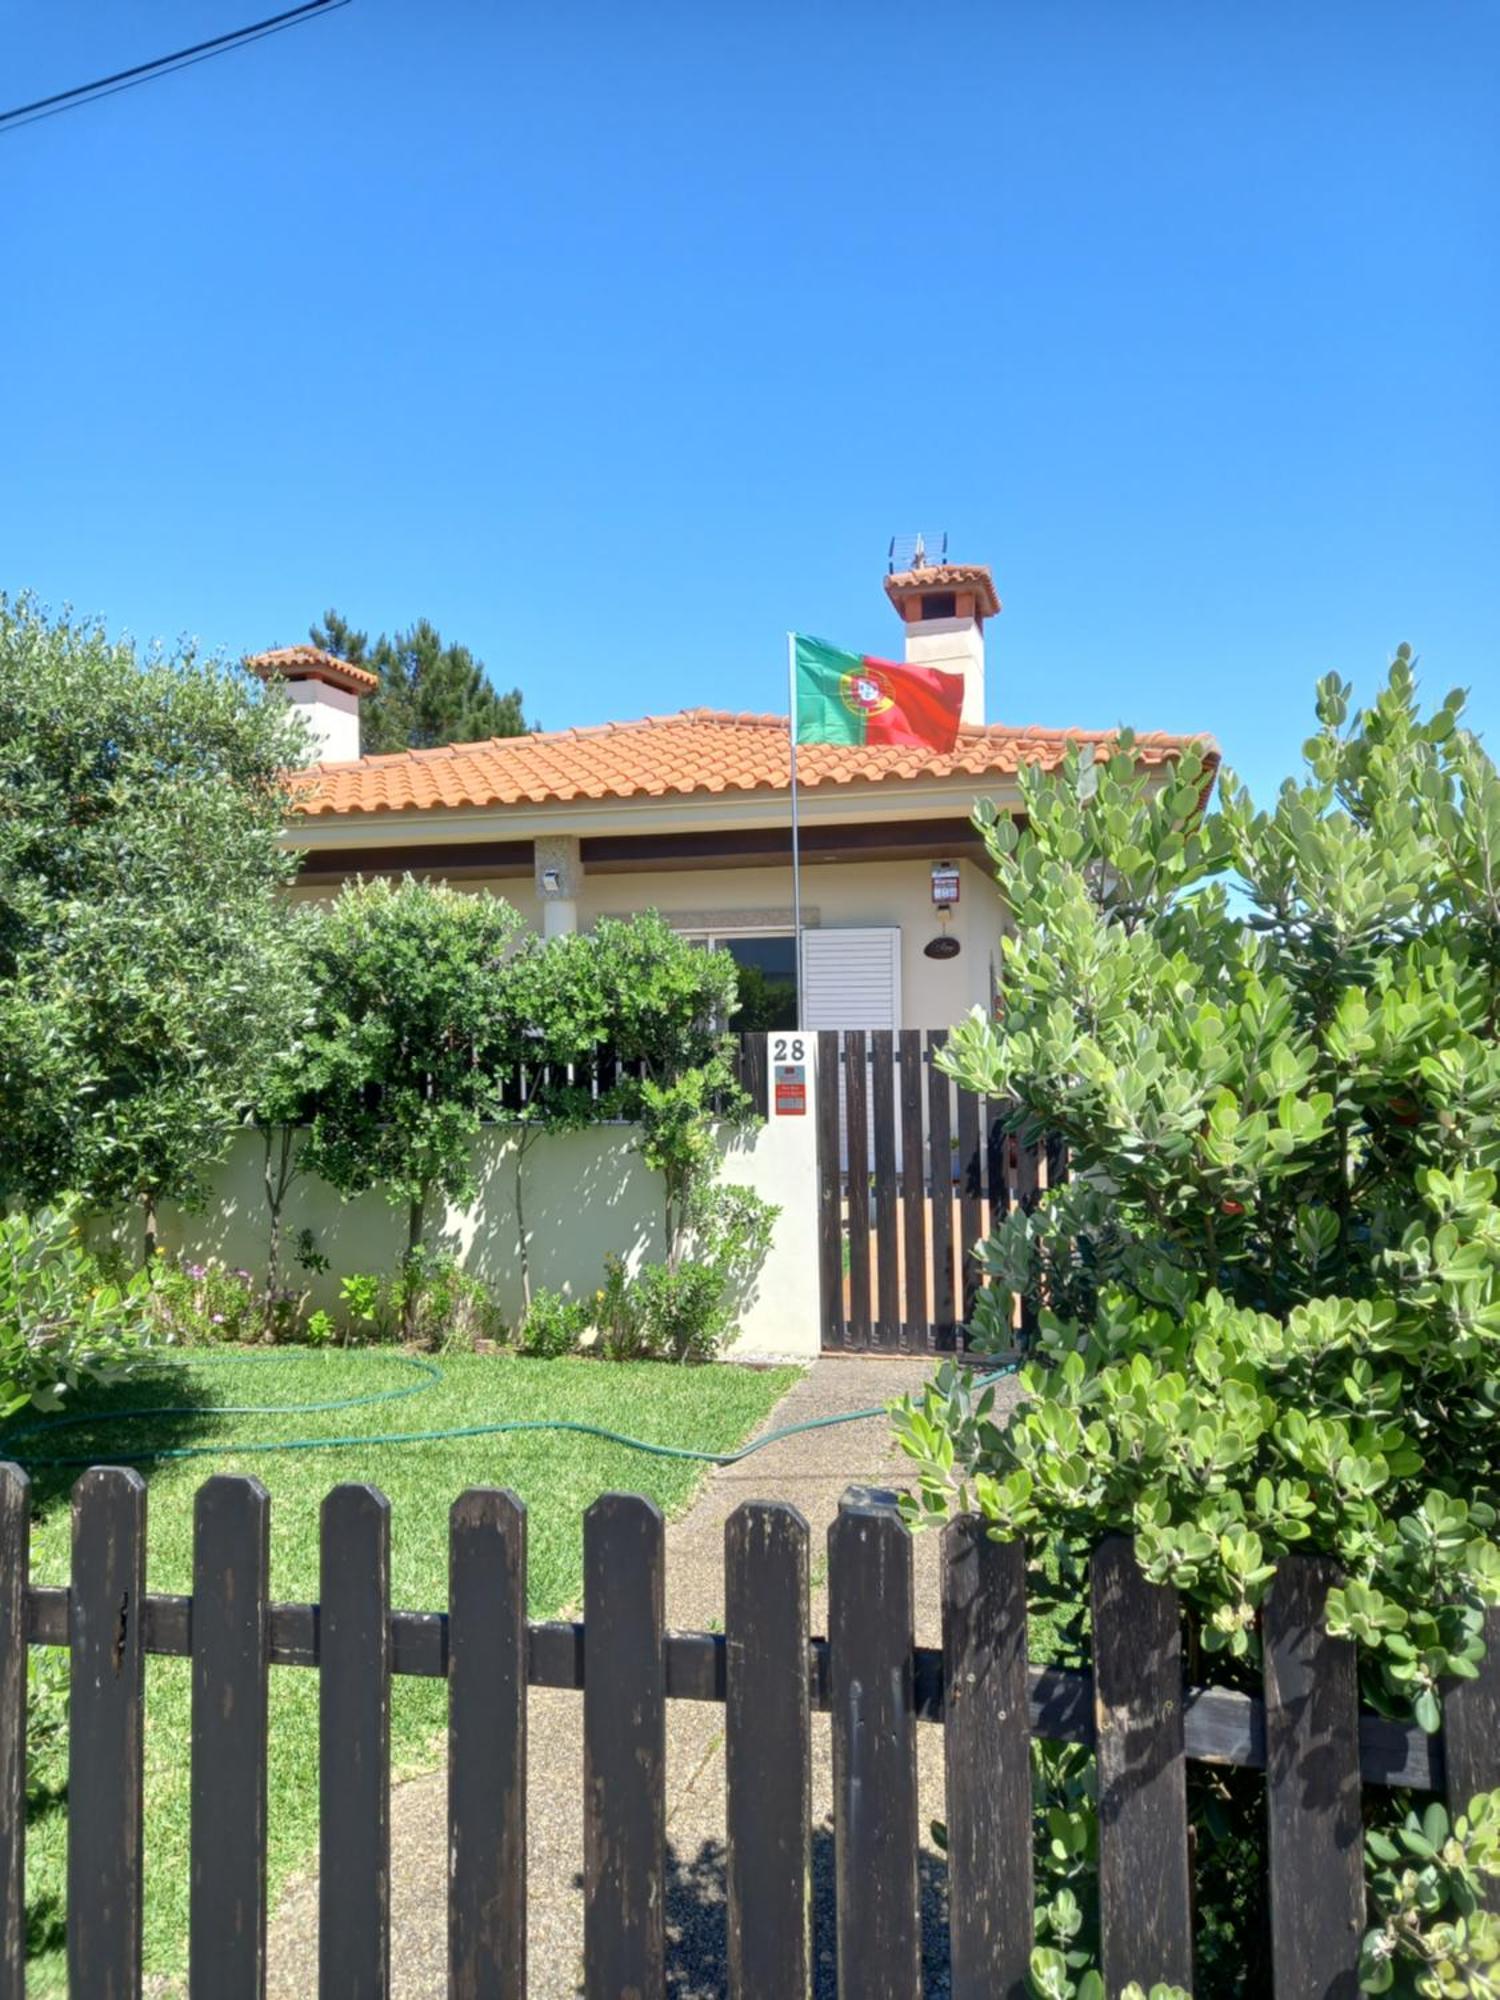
[97,1038,827,1360]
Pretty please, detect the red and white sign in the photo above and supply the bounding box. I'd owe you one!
[773,1063,807,1116]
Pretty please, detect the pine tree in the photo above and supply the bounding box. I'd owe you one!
[308,611,530,753]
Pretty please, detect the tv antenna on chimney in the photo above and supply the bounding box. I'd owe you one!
[888,530,947,574]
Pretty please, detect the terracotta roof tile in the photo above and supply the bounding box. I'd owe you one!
[288,708,1216,819]
[885,564,1002,616]
[249,646,380,696]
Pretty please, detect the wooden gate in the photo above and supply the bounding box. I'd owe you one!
[814,1028,1057,1353]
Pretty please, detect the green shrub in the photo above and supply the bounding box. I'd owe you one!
[589,1183,779,1363]
[148,1255,264,1345]
[1360,1791,1500,1995]
[631,1262,726,1364]
[0,1201,153,1417]
[519,1288,589,1358]
[338,1272,386,1341]
[594,1253,649,1361]
[389,1251,505,1353]
[303,1309,336,1348]
[298,878,524,1334]
[0,594,308,1243]
[327,1259,504,1352]
[896,657,1500,1988]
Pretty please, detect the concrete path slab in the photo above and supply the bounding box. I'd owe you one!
[264,1356,1017,1998]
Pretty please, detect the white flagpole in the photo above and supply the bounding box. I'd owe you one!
[786,631,803,1031]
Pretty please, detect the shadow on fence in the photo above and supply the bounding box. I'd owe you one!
[658,1830,951,2000]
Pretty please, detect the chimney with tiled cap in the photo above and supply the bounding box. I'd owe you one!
[883,549,1000,729]
[247,646,377,762]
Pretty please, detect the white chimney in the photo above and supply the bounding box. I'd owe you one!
[247,646,376,762]
[883,560,1001,728]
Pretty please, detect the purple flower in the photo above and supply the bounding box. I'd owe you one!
[211,1313,225,1325]
[188,1264,206,1280]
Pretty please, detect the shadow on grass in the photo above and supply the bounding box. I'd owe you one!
[0,1359,231,1513]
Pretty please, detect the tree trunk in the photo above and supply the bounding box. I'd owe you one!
[142,1189,159,1266]
[515,1131,533,1316]
[263,1129,285,1332]
[404,1189,426,1342]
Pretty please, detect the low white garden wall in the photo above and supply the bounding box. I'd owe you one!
[96,1037,824,1360]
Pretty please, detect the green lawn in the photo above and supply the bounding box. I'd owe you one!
[5,1348,801,1993]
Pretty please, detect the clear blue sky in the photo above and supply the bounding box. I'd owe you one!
[4,0,1496,804]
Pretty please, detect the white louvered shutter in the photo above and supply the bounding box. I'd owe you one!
[799,928,901,1169]
[799,927,901,1032]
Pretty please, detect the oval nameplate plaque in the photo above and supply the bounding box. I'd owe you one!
[923,935,961,960]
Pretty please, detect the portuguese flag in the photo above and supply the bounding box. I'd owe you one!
[792,635,965,752]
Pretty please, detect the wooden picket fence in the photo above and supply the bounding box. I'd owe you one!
[2,1463,1498,2000]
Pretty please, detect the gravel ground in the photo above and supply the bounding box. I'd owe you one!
[264,1355,1018,1998]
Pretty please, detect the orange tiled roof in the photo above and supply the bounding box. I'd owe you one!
[885,564,1001,616]
[249,646,380,696]
[288,708,1215,819]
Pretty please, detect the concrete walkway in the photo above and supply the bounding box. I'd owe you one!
[265,1356,1017,1999]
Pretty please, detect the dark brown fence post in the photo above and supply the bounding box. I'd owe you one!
[870,1028,901,1351]
[927,1029,956,1342]
[1444,1605,1500,1914]
[956,1084,982,1326]
[583,1494,665,2000]
[984,1099,1011,1221]
[1090,1536,1193,1994]
[0,1463,29,2000]
[829,1487,920,2000]
[898,1029,929,1346]
[725,1502,811,2000]
[844,1029,872,1346]
[1263,1555,1363,2000]
[816,1029,845,1350]
[319,1483,392,2000]
[68,1466,147,2000]
[190,1475,271,2000]
[449,1489,529,2000]
[942,1517,1032,2000]
[737,1032,769,1120]
[1011,1137,1042,1342]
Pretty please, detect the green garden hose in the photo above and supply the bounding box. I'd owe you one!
[1,1349,1019,1472]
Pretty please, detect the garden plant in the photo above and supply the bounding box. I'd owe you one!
[0,595,309,1251]
[297,876,525,1339]
[897,655,1500,1993]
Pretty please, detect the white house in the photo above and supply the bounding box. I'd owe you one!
[254,558,1214,1033]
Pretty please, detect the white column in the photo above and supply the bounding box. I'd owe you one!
[722,1032,821,1358]
[533,835,582,937]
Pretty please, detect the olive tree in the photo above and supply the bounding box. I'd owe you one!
[0,593,309,1252]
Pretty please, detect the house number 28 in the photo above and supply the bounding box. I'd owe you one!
[772,1037,806,1062]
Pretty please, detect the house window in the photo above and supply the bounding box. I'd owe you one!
[688,931,799,1031]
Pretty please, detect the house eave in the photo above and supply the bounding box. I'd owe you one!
[281,772,1028,856]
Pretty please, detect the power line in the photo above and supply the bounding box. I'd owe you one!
[0,0,351,135]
